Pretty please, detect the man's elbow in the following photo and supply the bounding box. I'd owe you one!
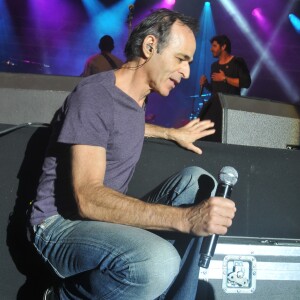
[73,185,93,218]
[75,193,90,218]
[240,78,251,89]
[73,182,106,219]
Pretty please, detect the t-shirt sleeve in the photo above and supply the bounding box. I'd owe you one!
[236,57,251,89]
[57,83,113,149]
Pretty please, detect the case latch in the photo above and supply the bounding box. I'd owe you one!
[222,255,257,294]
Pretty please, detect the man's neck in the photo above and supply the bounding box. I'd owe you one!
[218,52,233,64]
[115,67,150,108]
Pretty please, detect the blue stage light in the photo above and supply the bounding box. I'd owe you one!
[289,14,300,33]
[0,1,19,60]
[187,1,216,117]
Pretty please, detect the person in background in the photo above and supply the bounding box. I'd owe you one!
[81,35,123,76]
[29,9,236,300]
[200,34,251,95]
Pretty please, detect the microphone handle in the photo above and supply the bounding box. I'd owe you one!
[198,234,219,268]
[199,85,204,97]
[215,182,232,199]
[198,183,233,268]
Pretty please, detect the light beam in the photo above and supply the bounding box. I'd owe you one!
[219,0,299,103]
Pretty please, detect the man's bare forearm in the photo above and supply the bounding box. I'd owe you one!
[75,182,188,233]
[225,76,239,88]
[145,123,175,140]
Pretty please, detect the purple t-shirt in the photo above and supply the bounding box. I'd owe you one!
[29,71,145,226]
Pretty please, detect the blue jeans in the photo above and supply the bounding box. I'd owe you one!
[32,166,216,300]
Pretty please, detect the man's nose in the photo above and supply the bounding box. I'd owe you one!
[181,62,190,79]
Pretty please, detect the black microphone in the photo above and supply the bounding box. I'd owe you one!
[199,166,238,269]
[199,85,204,97]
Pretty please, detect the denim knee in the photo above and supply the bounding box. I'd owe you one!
[179,166,214,182]
[136,241,181,295]
[81,236,181,300]
[171,166,216,206]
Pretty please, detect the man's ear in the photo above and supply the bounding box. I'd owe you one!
[142,36,156,57]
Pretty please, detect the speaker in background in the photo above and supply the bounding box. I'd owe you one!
[0,72,81,125]
[199,93,300,149]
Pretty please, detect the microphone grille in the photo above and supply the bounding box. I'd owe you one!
[218,166,238,186]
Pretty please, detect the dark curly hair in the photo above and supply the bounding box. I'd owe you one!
[210,35,231,54]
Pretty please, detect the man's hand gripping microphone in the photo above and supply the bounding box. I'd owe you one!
[199,166,238,268]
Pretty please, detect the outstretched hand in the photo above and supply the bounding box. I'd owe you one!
[169,118,215,154]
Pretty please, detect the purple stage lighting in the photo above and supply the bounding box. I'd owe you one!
[164,0,176,6]
[252,8,263,20]
[153,0,175,10]
[251,7,271,33]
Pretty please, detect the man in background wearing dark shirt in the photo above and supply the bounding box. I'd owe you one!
[200,35,251,95]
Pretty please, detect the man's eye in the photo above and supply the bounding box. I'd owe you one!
[177,57,184,62]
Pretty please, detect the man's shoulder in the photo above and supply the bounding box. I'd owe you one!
[232,56,247,64]
[74,71,115,98]
[85,53,100,64]
[109,54,124,66]
[80,70,114,84]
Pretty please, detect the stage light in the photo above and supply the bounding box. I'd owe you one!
[0,1,18,63]
[0,1,14,39]
[289,14,300,33]
[251,7,271,34]
[188,1,216,105]
[252,8,262,19]
[219,0,299,103]
[81,0,135,36]
[157,0,175,9]
[81,0,103,17]
[165,0,176,5]
[204,2,210,7]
